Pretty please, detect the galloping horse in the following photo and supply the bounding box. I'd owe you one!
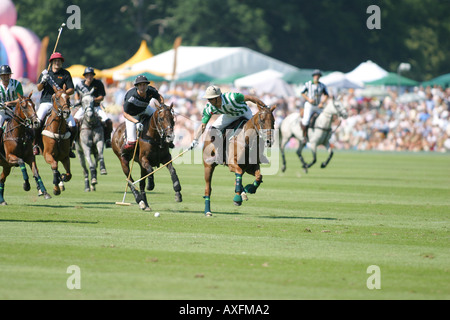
[40,85,72,195]
[75,89,107,192]
[112,103,182,211]
[279,97,348,173]
[203,104,276,216]
[0,93,51,205]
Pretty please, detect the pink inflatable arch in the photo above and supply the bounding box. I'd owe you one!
[10,26,41,82]
[0,25,24,78]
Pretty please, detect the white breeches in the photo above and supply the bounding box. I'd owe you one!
[37,102,76,127]
[211,110,252,131]
[301,101,322,126]
[125,105,156,142]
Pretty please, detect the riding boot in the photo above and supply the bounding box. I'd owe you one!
[300,123,309,142]
[33,122,43,156]
[68,126,78,158]
[103,119,113,148]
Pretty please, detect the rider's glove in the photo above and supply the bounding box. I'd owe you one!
[190,139,198,150]
[136,122,144,132]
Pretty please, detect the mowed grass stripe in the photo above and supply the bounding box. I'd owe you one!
[0,149,448,299]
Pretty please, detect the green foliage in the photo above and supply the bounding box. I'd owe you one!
[13,0,450,79]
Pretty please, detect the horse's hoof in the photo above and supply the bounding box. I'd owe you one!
[62,173,72,182]
[1,201,7,206]
[241,192,248,201]
[90,185,96,192]
[91,178,97,185]
[320,163,326,168]
[281,166,286,173]
[138,200,147,210]
[59,181,65,192]
[144,206,152,212]
[146,182,155,191]
[175,193,182,202]
[84,188,90,192]
[44,193,52,200]
[23,181,31,192]
[53,187,61,196]
[205,212,213,217]
[100,169,107,175]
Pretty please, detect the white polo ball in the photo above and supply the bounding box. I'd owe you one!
[154,212,160,217]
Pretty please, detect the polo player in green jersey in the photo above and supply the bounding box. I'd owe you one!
[191,85,268,164]
[0,65,24,140]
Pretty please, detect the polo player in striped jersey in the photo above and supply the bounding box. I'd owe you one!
[300,69,329,141]
[0,65,24,141]
[190,85,268,164]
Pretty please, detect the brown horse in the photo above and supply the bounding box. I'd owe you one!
[0,93,51,205]
[40,85,72,195]
[202,104,276,216]
[112,103,182,211]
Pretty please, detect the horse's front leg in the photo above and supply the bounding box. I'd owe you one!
[321,142,334,168]
[203,162,216,217]
[280,135,290,173]
[296,142,309,173]
[28,157,51,199]
[81,143,96,188]
[242,166,263,201]
[5,153,30,191]
[96,139,107,175]
[0,166,11,205]
[44,151,61,195]
[137,158,151,211]
[306,143,317,169]
[166,162,182,202]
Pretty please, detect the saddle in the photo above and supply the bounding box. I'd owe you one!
[208,117,248,164]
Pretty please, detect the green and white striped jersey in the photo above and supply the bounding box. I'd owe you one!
[201,92,250,124]
[0,79,23,103]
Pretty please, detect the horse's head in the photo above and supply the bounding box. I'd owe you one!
[151,102,175,144]
[81,90,97,123]
[331,96,349,119]
[254,104,277,147]
[52,84,71,120]
[15,92,40,129]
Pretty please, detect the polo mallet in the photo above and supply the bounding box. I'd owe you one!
[47,23,66,71]
[115,132,140,206]
[130,147,191,186]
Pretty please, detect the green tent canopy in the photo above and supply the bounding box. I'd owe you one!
[176,72,215,82]
[421,73,450,88]
[282,69,315,84]
[365,72,419,86]
[124,72,167,82]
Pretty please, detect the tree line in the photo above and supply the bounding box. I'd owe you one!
[14,0,450,80]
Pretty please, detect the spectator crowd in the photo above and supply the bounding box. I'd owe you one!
[21,77,450,153]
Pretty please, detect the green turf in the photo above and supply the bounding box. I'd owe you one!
[0,148,448,300]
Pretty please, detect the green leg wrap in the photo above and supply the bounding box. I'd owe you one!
[20,163,29,181]
[0,182,5,203]
[244,180,262,194]
[204,196,211,214]
[234,173,243,194]
[34,176,47,193]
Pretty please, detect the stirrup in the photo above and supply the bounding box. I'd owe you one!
[33,145,40,156]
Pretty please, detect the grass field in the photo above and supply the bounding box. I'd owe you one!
[0,148,448,300]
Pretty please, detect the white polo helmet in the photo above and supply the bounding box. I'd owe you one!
[203,85,222,99]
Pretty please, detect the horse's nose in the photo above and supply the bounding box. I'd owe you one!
[63,111,70,119]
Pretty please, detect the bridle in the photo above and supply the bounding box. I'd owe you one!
[248,106,274,147]
[149,106,175,143]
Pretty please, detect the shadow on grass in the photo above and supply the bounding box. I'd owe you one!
[261,216,338,220]
[170,209,241,215]
[0,219,98,224]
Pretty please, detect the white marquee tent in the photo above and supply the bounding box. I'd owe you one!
[345,60,389,86]
[119,46,299,81]
[320,71,364,89]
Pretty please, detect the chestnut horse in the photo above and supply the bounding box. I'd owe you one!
[40,85,72,195]
[0,93,51,205]
[202,105,276,216]
[112,103,182,211]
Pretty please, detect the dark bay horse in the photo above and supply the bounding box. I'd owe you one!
[0,93,51,205]
[41,85,72,195]
[112,103,182,211]
[75,90,107,192]
[202,104,276,216]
